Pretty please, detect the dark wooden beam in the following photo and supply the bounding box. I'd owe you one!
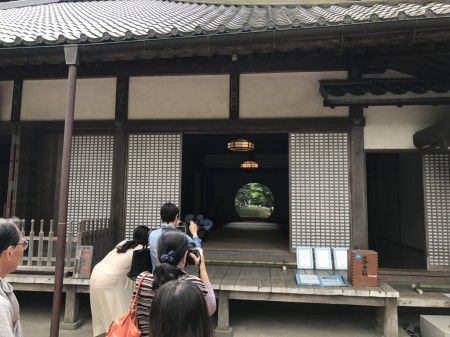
[0,53,347,80]
[125,117,354,133]
[229,73,239,120]
[111,77,129,241]
[11,80,23,123]
[349,105,368,249]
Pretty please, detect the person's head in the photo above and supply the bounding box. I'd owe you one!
[0,218,27,277]
[157,230,189,267]
[9,217,23,232]
[116,225,150,253]
[160,203,179,224]
[149,279,214,337]
[133,225,150,245]
[152,230,189,289]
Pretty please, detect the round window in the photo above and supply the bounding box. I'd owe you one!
[234,183,274,220]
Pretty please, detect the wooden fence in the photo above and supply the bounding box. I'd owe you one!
[17,218,114,274]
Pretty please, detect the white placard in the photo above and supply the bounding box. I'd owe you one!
[333,248,348,270]
[314,247,332,270]
[296,247,314,269]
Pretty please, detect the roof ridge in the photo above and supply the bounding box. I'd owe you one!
[0,0,60,10]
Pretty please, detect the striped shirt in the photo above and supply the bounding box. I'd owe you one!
[134,269,216,337]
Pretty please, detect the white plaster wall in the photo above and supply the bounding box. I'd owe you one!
[364,105,450,149]
[240,72,348,118]
[128,75,229,119]
[21,78,115,120]
[0,81,13,121]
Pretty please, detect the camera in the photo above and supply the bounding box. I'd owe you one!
[175,224,186,233]
[186,245,200,265]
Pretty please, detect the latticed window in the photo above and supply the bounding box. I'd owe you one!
[290,132,350,250]
[125,134,181,239]
[68,135,114,225]
[424,153,450,271]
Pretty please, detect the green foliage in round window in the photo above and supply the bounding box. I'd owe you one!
[235,183,274,220]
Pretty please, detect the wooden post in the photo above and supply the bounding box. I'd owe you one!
[216,291,233,337]
[384,298,398,337]
[50,45,79,337]
[349,105,368,249]
[111,77,128,242]
[5,80,22,218]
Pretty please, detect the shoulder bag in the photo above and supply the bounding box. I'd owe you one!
[127,246,152,281]
[106,272,149,337]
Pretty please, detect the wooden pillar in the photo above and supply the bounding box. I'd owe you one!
[5,80,23,217]
[111,77,128,242]
[384,298,399,337]
[50,45,79,337]
[60,286,83,330]
[229,73,239,120]
[349,105,368,249]
[216,290,233,337]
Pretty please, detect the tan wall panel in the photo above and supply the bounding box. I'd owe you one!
[364,106,450,149]
[0,81,13,121]
[21,78,115,120]
[128,75,229,119]
[240,72,347,118]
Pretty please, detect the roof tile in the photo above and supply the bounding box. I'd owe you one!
[1,0,450,47]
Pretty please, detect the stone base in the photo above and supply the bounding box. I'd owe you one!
[421,315,450,337]
[60,319,84,330]
[215,327,233,337]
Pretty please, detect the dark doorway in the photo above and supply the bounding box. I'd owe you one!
[181,134,290,259]
[0,136,11,217]
[366,153,426,269]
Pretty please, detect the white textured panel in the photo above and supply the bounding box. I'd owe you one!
[0,81,13,121]
[68,135,114,224]
[364,105,449,149]
[424,153,450,270]
[129,75,229,119]
[125,134,181,239]
[21,78,115,120]
[290,133,350,250]
[240,72,348,118]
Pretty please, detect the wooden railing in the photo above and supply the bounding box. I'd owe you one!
[77,217,114,269]
[16,218,114,275]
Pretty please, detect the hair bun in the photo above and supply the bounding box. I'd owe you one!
[160,250,176,264]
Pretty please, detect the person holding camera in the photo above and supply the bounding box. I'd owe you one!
[135,230,216,337]
[149,202,201,272]
[90,225,150,337]
[149,279,214,337]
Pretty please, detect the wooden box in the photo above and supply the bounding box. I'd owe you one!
[347,250,378,287]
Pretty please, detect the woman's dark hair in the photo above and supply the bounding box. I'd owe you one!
[149,280,214,337]
[116,225,150,253]
[152,230,189,289]
[0,219,21,252]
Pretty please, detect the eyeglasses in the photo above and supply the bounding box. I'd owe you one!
[15,240,28,251]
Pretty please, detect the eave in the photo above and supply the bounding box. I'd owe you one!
[320,78,450,107]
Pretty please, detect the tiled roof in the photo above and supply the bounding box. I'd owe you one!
[319,79,450,106]
[1,0,450,47]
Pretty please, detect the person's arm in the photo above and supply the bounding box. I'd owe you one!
[148,231,158,272]
[134,273,154,337]
[0,299,15,337]
[189,249,216,314]
[188,221,202,247]
[203,282,216,315]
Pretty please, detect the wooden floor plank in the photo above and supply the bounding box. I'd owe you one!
[235,266,260,292]
[270,267,287,293]
[210,265,231,289]
[220,266,242,291]
[258,266,271,292]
